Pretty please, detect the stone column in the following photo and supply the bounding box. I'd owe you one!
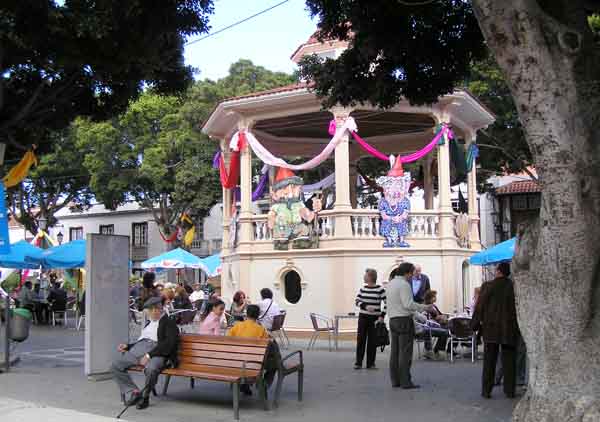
[331,107,353,238]
[220,138,231,256]
[467,133,482,250]
[237,118,254,250]
[435,114,457,248]
[424,154,434,209]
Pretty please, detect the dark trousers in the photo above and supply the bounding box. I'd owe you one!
[423,327,449,353]
[389,316,414,387]
[355,314,378,367]
[482,342,516,396]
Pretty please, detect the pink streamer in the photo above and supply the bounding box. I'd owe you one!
[349,125,452,164]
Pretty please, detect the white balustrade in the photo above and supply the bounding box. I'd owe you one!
[251,216,272,241]
[318,214,335,239]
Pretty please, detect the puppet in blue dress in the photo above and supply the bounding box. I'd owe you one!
[377,158,412,247]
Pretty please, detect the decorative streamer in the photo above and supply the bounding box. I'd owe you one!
[466,143,479,172]
[236,117,358,170]
[2,150,38,188]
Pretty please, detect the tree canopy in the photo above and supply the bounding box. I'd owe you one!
[0,0,214,158]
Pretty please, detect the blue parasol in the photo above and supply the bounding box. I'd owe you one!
[469,237,516,266]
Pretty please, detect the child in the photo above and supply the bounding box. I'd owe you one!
[227,304,268,339]
[198,299,226,335]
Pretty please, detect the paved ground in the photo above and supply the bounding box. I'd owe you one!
[0,324,517,422]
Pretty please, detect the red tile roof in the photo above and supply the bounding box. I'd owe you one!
[495,180,540,195]
[222,81,313,102]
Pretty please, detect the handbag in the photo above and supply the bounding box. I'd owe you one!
[374,320,390,351]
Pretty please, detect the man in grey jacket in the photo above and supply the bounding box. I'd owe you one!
[386,263,434,389]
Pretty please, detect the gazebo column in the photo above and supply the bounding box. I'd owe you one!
[237,119,254,250]
[424,154,434,209]
[467,133,481,250]
[220,138,232,256]
[435,118,457,247]
[331,107,353,238]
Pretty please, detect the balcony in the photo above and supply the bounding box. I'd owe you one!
[190,239,222,257]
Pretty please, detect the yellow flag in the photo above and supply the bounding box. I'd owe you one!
[3,150,38,187]
[184,226,195,247]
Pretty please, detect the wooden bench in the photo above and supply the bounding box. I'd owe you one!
[130,334,296,420]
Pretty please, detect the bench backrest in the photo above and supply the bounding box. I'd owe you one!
[178,334,270,373]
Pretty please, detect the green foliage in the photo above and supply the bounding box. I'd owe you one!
[4,128,93,234]
[299,0,486,108]
[0,1,214,158]
[77,60,296,239]
[1,271,20,293]
[466,56,532,176]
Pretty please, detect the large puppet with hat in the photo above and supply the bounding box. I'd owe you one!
[267,167,322,249]
[377,158,412,247]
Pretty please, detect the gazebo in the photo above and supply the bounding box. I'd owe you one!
[202,33,494,330]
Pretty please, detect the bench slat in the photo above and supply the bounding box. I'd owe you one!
[179,350,264,362]
[179,356,263,370]
[180,342,267,356]
[181,334,270,347]
[163,368,259,383]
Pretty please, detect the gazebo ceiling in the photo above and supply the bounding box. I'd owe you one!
[253,109,436,139]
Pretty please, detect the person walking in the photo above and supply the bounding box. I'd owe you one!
[471,262,520,399]
[386,263,434,389]
[354,268,386,370]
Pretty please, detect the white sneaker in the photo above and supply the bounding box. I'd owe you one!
[423,351,434,360]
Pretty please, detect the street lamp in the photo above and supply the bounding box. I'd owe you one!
[57,231,64,245]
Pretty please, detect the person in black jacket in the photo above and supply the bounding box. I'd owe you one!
[111,296,179,410]
[471,262,520,399]
[410,265,431,304]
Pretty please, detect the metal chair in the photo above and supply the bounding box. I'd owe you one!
[270,312,290,349]
[448,317,476,363]
[307,313,334,351]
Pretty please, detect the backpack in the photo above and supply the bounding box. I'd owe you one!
[374,320,390,351]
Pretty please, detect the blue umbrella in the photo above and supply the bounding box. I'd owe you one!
[0,240,44,269]
[469,237,516,266]
[26,240,86,269]
[198,253,221,277]
[141,248,203,270]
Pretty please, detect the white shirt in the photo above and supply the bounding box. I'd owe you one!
[139,319,159,342]
[257,298,281,330]
[189,290,205,303]
[386,276,427,318]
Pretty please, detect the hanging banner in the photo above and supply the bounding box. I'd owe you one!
[2,150,38,188]
[0,183,10,254]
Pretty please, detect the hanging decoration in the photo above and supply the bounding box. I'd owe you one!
[234,164,270,202]
[234,117,357,171]
[267,167,322,250]
[303,172,335,193]
[214,132,247,189]
[377,159,412,248]
[2,150,38,188]
[348,123,453,164]
[466,143,479,172]
[181,213,195,247]
[158,228,179,243]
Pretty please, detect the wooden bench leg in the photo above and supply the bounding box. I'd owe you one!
[190,378,195,389]
[162,375,171,396]
[232,382,240,421]
[298,369,303,401]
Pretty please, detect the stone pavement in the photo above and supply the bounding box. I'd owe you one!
[0,325,517,422]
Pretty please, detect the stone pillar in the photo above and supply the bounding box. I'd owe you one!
[467,133,482,250]
[237,119,254,249]
[424,154,434,209]
[435,114,457,248]
[331,107,353,238]
[220,138,231,256]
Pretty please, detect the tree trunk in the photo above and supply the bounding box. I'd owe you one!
[471,1,600,420]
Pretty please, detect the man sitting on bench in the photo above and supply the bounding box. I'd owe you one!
[111,296,179,410]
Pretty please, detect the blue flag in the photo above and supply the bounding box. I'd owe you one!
[0,183,10,254]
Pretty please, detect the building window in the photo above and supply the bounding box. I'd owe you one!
[69,227,84,241]
[132,222,148,246]
[511,195,528,211]
[528,194,541,209]
[99,224,114,235]
[283,270,302,304]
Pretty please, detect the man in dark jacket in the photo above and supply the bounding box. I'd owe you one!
[111,296,179,410]
[411,265,431,304]
[472,262,519,399]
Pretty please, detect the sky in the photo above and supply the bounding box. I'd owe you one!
[184,0,318,81]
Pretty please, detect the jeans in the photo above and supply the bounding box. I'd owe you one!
[355,314,378,367]
[389,316,415,387]
[422,326,449,353]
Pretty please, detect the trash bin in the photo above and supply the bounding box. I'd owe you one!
[9,308,32,342]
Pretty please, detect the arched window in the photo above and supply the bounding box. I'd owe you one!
[284,270,302,304]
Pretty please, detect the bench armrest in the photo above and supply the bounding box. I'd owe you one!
[281,350,303,367]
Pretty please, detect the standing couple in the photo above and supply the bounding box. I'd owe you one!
[355,263,435,388]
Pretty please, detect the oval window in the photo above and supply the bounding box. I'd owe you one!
[284,270,302,304]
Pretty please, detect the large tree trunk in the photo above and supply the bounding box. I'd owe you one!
[471,1,600,420]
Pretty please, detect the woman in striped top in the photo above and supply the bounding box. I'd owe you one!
[354,268,386,369]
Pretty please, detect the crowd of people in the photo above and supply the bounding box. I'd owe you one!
[114,272,284,409]
[353,262,526,397]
